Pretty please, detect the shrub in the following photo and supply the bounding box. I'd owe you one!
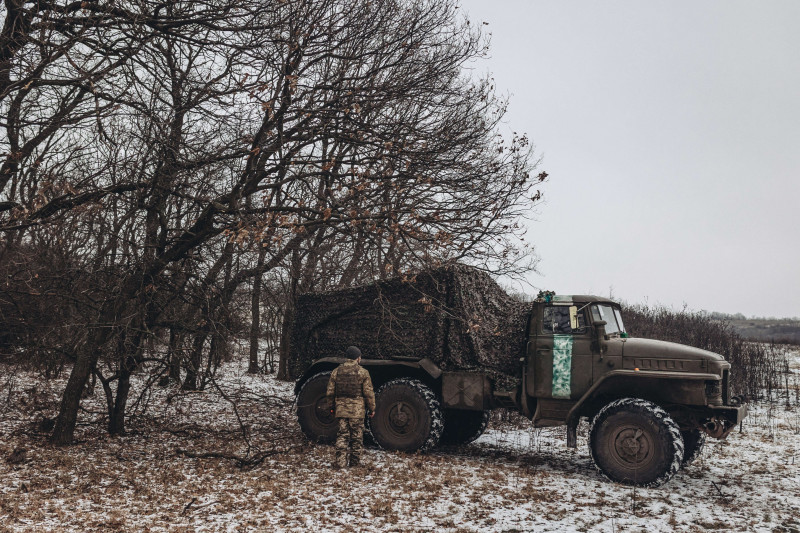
[623,304,788,402]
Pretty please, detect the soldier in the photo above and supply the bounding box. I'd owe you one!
[326,346,376,468]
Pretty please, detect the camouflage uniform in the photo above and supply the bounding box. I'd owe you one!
[326,359,376,467]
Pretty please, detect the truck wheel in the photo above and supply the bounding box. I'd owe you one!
[369,378,443,452]
[589,398,684,487]
[681,428,706,466]
[296,372,337,445]
[439,409,490,446]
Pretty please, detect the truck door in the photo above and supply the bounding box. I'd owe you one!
[590,304,624,382]
[529,304,592,400]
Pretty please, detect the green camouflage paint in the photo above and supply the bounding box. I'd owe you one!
[552,334,573,399]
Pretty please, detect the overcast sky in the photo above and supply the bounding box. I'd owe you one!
[459,0,800,318]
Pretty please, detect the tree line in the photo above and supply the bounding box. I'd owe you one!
[0,0,543,444]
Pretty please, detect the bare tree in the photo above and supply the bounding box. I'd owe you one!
[1,0,542,444]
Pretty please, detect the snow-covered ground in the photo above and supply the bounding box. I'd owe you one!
[0,346,798,532]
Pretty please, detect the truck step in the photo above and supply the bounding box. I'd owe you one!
[492,388,519,409]
[534,399,575,423]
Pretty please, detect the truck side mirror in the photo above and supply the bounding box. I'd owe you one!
[569,306,579,330]
[594,320,608,357]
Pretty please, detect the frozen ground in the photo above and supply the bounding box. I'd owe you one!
[0,347,798,533]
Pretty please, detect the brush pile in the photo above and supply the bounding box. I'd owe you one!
[290,265,532,387]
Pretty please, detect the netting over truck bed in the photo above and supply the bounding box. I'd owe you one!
[289,264,532,387]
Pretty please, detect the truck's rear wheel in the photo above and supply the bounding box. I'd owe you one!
[681,428,706,466]
[439,409,490,446]
[296,372,337,444]
[369,378,443,452]
[589,398,684,487]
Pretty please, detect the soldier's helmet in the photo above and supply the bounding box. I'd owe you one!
[345,346,362,359]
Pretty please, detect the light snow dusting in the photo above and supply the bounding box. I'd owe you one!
[1,345,798,532]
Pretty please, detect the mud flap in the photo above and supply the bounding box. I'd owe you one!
[566,415,578,448]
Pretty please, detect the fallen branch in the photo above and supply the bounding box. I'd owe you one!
[176,444,303,468]
[710,480,731,502]
[181,497,197,515]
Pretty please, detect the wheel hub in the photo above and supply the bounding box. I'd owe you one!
[315,397,334,424]
[613,427,651,464]
[388,401,415,434]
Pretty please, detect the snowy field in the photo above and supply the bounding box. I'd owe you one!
[0,347,798,533]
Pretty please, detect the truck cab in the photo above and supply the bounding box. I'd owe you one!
[524,295,742,424]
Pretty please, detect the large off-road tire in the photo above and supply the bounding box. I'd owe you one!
[296,372,337,445]
[369,378,443,452]
[439,409,490,446]
[681,428,706,466]
[589,398,684,487]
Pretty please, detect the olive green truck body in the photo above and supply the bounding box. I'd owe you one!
[295,294,747,486]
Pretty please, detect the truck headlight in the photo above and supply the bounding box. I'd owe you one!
[705,380,722,405]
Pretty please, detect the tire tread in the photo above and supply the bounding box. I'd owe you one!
[297,371,335,444]
[370,378,443,452]
[589,397,684,487]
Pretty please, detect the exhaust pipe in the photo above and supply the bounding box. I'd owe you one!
[702,418,732,439]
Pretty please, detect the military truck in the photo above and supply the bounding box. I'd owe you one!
[293,267,746,486]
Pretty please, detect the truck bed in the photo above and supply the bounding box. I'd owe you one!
[289,264,531,386]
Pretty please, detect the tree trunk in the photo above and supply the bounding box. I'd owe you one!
[276,302,294,381]
[51,296,127,444]
[50,347,97,445]
[277,249,301,381]
[108,365,132,435]
[248,249,267,373]
[168,328,183,384]
[182,332,206,391]
[201,332,225,389]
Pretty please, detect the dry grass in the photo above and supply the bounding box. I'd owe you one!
[1,349,799,532]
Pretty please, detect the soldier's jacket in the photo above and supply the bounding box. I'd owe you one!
[326,360,376,419]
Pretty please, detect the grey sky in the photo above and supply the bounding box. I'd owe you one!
[459,0,800,318]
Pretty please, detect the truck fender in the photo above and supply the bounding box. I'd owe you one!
[293,359,341,396]
[563,370,719,448]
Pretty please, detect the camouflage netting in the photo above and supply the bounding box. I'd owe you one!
[289,265,533,388]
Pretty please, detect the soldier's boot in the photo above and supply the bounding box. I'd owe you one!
[348,454,360,467]
[333,450,347,469]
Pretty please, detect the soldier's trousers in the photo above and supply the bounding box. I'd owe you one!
[334,417,364,468]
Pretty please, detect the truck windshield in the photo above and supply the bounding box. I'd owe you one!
[591,304,626,336]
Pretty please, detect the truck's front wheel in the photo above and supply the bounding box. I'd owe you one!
[369,379,443,452]
[296,372,337,444]
[589,398,684,487]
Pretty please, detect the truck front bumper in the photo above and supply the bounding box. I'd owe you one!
[710,403,748,424]
[704,403,748,439]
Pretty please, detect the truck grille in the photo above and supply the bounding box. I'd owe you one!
[722,368,730,405]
